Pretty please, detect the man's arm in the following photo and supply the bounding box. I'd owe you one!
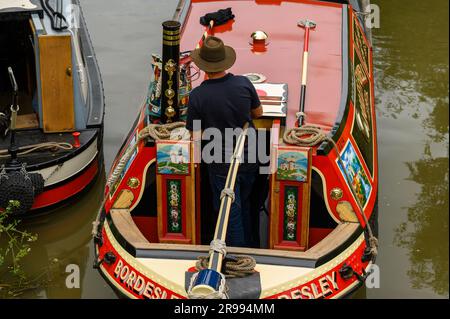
[251,105,263,119]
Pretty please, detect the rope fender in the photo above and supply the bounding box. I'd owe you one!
[0,165,44,214]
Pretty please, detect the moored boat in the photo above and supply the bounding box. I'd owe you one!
[0,0,104,215]
[94,0,378,299]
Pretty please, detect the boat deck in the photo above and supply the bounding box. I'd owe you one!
[180,0,344,129]
[0,128,98,169]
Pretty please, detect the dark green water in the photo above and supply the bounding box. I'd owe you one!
[2,0,448,298]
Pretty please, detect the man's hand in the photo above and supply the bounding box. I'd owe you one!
[251,105,263,119]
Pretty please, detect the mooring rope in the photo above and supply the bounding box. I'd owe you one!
[283,124,378,260]
[195,254,257,278]
[193,240,257,278]
[0,142,74,159]
[106,122,186,188]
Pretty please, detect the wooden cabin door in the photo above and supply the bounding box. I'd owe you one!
[38,35,75,133]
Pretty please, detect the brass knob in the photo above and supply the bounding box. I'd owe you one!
[127,177,140,189]
[330,188,343,201]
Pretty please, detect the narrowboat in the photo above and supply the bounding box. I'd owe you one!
[93,0,378,299]
[0,0,104,215]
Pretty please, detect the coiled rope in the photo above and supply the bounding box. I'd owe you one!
[283,124,378,260]
[188,240,256,299]
[194,239,256,278]
[106,122,186,188]
[0,142,73,159]
[195,255,257,278]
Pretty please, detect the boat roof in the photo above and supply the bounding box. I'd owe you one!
[180,0,344,130]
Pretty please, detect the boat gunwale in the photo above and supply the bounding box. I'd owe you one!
[75,0,105,129]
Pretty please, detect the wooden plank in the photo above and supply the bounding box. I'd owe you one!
[38,35,75,133]
[156,174,163,240]
[187,141,197,244]
[299,149,313,250]
[269,120,280,249]
[110,209,149,244]
[15,113,39,129]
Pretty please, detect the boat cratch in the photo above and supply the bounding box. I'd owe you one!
[0,0,104,215]
[93,0,378,299]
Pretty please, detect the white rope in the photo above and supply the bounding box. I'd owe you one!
[220,188,235,203]
[0,142,73,158]
[209,239,227,257]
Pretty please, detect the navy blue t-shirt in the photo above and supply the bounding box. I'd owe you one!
[186,73,261,174]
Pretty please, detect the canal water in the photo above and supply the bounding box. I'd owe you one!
[4,0,448,298]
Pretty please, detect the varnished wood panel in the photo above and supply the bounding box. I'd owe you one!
[38,35,75,132]
[16,114,39,129]
[110,209,149,244]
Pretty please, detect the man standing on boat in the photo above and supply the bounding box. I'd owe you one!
[186,36,263,248]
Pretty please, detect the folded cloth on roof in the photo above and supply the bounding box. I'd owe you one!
[200,8,234,26]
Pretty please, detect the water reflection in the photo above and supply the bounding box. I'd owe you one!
[373,0,449,297]
[394,153,448,296]
[1,161,115,298]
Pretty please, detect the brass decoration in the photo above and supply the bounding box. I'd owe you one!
[112,189,134,209]
[163,34,181,41]
[127,177,140,189]
[162,40,180,46]
[330,187,343,200]
[163,29,180,36]
[164,59,177,122]
[336,201,359,223]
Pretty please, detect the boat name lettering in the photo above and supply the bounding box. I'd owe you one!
[277,271,339,299]
[113,259,180,299]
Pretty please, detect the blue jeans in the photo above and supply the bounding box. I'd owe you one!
[208,169,257,247]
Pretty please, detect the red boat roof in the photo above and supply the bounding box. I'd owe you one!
[180,0,344,129]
